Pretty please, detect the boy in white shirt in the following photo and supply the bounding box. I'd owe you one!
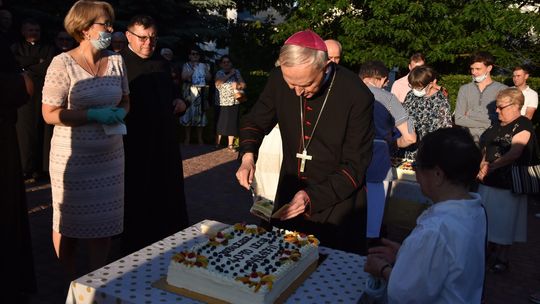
[512,65,538,120]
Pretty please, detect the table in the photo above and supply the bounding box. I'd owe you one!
[66,220,370,304]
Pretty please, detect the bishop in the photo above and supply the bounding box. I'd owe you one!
[236,30,374,254]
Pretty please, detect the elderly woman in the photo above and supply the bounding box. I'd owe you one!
[41,0,129,280]
[477,88,534,273]
[402,65,452,159]
[180,47,211,144]
[364,128,486,303]
[214,55,246,151]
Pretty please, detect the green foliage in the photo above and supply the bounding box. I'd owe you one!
[240,70,270,117]
[235,0,296,16]
[228,20,280,73]
[274,0,540,73]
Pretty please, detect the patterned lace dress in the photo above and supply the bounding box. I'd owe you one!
[42,51,129,238]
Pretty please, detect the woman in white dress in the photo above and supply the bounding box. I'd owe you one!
[42,0,129,280]
[180,47,211,144]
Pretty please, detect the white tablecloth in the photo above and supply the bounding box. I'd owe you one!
[66,220,369,304]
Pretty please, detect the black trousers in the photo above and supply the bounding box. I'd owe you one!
[16,92,48,175]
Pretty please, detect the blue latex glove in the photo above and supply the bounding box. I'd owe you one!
[87,107,122,125]
[112,107,127,122]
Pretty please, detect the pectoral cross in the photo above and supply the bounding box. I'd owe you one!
[296,149,312,173]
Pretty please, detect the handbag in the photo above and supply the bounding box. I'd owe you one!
[511,164,540,194]
[234,89,247,103]
[511,132,540,194]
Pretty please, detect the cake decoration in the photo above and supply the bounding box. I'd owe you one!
[284,232,320,247]
[278,249,301,264]
[208,231,232,246]
[171,251,209,268]
[236,272,275,292]
[234,222,267,235]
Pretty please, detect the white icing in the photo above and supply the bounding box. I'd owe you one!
[297,234,308,242]
[185,254,196,263]
[245,224,258,230]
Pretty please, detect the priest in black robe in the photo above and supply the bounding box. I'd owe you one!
[0,36,37,302]
[120,15,189,255]
[11,18,54,180]
[237,30,374,254]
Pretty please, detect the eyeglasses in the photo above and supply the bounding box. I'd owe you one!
[56,37,72,41]
[190,52,200,56]
[93,22,113,28]
[496,103,514,110]
[128,30,158,43]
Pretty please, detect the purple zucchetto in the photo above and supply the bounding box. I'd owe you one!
[284,30,327,52]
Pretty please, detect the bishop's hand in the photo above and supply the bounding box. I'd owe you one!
[236,153,255,190]
[279,190,309,220]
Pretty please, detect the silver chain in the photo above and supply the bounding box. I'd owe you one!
[299,69,337,152]
[80,48,102,77]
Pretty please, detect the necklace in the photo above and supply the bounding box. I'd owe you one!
[80,49,102,77]
[296,68,337,173]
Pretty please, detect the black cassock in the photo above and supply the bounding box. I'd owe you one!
[240,64,374,254]
[11,40,54,174]
[0,37,36,300]
[121,48,189,255]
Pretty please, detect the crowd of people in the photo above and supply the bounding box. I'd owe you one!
[2,0,540,303]
[236,30,539,303]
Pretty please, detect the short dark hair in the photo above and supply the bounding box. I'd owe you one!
[410,52,425,63]
[358,60,389,79]
[416,127,481,187]
[127,15,156,30]
[408,65,438,88]
[514,65,530,74]
[219,55,231,63]
[470,51,494,67]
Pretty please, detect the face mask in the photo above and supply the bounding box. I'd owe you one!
[90,31,111,50]
[473,73,488,83]
[412,86,427,97]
